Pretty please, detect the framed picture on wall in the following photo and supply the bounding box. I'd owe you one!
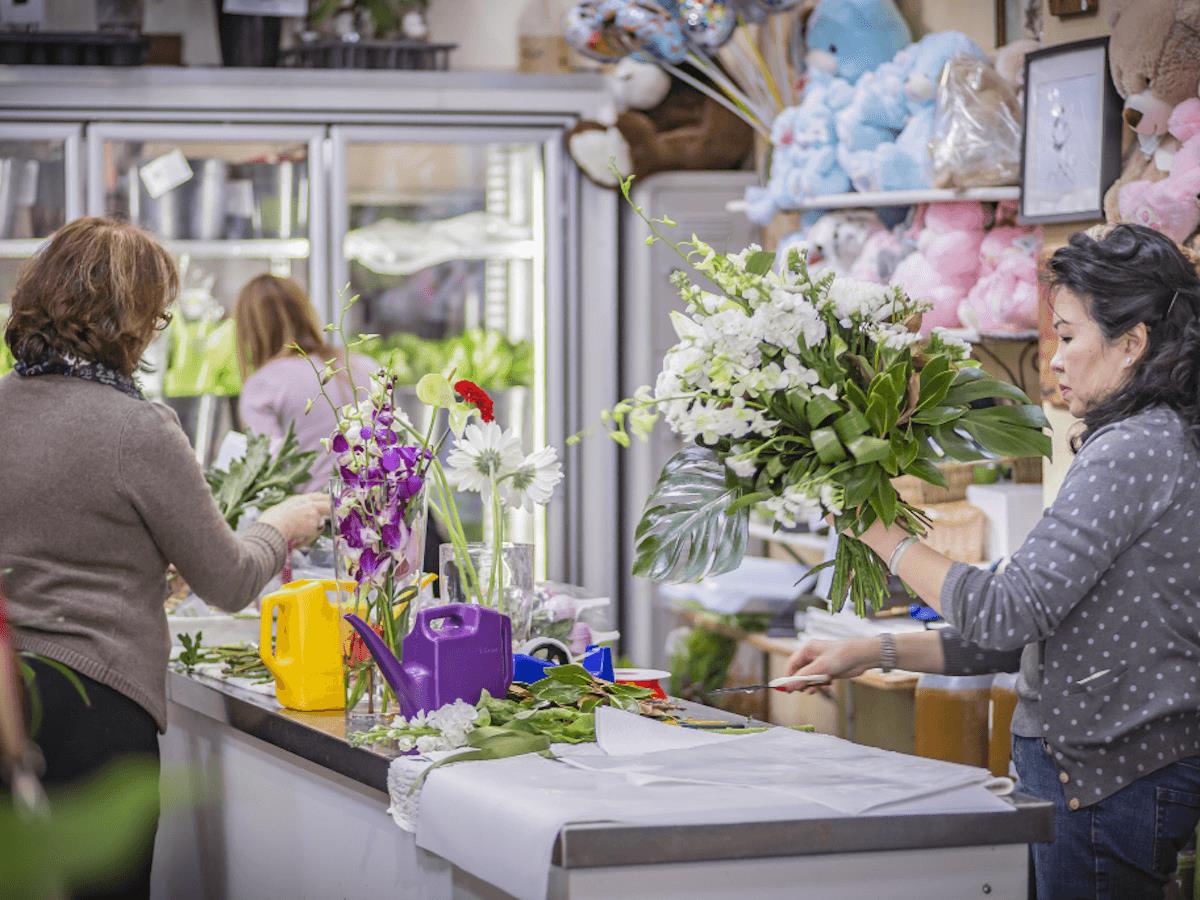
[1019,37,1122,225]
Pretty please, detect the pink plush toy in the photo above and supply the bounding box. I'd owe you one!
[889,201,987,333]
[959,225,1042,333]
[1119,98,1200,243]
[849,227,912,283]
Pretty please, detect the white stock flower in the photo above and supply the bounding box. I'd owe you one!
[500,446,563,511]
[825,277,895,324]
[812,384,839,400]
[932,327,971,360]
[445,422,524,494]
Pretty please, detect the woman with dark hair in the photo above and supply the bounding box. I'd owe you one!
[0,218,329,898]
[789,224,1200,898]
[234,274,375,491]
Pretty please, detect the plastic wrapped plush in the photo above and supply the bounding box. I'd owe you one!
[930,55,1022,189]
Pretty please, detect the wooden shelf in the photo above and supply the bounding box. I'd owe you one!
[727,185,1021,215]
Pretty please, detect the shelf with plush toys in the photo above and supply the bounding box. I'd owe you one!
[726,185,1020,214]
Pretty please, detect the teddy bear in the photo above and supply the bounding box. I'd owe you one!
[837,31,986,193]
[566,57,754,188]
[959,224,1042,334]
[743,0,911,223]
[1102,0,1200,222]
[778,209,885,277]
[1117,98,1200,242]
[848,226,912,283]
[888,201,987,334]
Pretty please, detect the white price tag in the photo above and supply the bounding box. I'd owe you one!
[139,149,192,200]
[225,179,255,218]
[222,0,306,16]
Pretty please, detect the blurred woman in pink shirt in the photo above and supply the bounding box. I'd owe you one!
[234,275,375,492]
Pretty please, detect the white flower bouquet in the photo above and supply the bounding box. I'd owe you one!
[603,172,1050,615]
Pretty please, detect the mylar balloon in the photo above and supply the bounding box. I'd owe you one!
[610,0,688,64]
[676,0,737,48]
[565,1,626,61]
[743,0,806,11]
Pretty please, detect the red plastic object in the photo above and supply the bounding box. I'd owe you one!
[614,667,670,700]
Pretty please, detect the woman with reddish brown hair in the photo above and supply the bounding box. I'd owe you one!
[234,274,375,491]
[0,218,329,898]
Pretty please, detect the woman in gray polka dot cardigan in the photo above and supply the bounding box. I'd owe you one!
[790,225,1200,899]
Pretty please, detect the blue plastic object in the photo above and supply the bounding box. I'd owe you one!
[512,644,614,684]
[909,602,942,623]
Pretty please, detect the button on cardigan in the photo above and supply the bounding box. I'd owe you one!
[939,406,1200,807]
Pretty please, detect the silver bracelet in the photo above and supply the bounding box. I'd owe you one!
[879,633,897,673]
[887,535,920,576]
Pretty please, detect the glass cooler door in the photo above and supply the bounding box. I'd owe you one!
[86,123,326,463]
[0,123,83,378]
[330,125,560,576]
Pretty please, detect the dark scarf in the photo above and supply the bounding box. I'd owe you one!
[14,353,144,401]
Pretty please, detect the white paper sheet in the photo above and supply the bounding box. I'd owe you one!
[410,711,1014,900]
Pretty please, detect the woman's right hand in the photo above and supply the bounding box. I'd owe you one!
[258,493,331,546]
[785,637,880,690]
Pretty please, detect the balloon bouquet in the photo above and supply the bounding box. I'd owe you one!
[564,0,805,138]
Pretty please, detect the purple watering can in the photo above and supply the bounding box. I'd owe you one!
[343,604,513,719]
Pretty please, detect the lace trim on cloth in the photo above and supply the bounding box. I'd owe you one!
[14,353,145,401]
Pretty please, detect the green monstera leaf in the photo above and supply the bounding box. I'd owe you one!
[633,446,749,583]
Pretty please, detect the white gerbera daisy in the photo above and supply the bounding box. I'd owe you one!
[445,422,523,494]
[500,446,563,511]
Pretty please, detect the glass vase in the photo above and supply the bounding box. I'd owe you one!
[332,476,428,732]
[438,542,534,644]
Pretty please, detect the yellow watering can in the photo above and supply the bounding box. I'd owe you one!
[260,579,355,711]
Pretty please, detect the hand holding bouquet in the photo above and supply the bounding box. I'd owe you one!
[604,171,1050,615]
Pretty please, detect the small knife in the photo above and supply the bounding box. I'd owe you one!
[710,674,831,695]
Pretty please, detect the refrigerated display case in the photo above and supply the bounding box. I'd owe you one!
[0,123,83,378]
[0,67,620,597]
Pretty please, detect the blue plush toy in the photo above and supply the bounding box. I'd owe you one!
[745,0,984,223]
[837,31,985,192]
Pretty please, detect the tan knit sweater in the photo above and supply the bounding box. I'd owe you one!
[0,373,286,730]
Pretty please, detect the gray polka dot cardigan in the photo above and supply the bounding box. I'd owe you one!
[938,406,1200,809]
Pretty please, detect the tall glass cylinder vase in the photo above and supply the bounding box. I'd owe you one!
[439,542,534,643]
[333,475,428,731]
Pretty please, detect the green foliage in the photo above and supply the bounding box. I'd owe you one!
[601,164,1053,615]
[176,632,206,673]
[358,329,533,392]
[633,446,750,583]
[668,610,770,702]
[18,652,90,739]
[206,422,317,528]
[0,760,182,897]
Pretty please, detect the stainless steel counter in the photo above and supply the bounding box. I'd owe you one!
[166,670,1054,871]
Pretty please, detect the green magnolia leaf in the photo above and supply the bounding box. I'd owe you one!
[959,408,1052,458]
[812,427,847,463]
[847,435,891,464]
[843,465,879,509]
[943,367,1034,406]
[906,458,948,487]
[932,423,987,461]
[962,403,1049,430]
[633,446,749,583]
[744,250,776,275]
[870,479,898,525]
[911,405,963,427]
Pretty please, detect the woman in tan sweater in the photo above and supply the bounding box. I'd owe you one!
[0,218,329,898]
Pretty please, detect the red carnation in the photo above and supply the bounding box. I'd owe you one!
[454,379,495,423]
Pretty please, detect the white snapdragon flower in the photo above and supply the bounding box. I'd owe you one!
[931,327,972,360]
[819,483,845,516]
[825,277,894,324]
[726,451,758,478]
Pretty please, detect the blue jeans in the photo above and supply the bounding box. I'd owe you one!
[1013,735,1200,899]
